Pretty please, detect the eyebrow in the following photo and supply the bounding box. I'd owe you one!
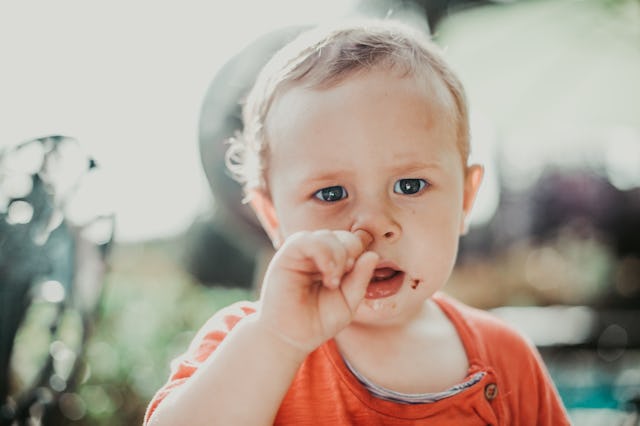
[297,169,352,186]
[297,160,442,186]
[388,160,443,174]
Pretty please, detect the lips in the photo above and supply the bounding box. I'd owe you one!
[365,262,404,299]
[372,267,399,281]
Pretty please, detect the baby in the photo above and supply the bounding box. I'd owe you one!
[145,19,570,425]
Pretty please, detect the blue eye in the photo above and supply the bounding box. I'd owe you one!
[314,186,348,202]
[394,179,427,195]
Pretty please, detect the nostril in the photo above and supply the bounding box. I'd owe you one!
[383,231,394,239]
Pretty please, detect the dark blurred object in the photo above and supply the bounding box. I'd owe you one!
[457,165,640,340]
[183,217,256,289]
[460,167,640,309]
[192,26,307,289]
[355,0,494,34]
[0,135,114,425]
[530,170,640,310]
[530,170,640,260]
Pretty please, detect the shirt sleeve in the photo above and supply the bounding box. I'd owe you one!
[522,341,571,425]
[143,301,257,425]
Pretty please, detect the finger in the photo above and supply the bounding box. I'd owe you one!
[353,229,373,250]
[295,231,348,289]
[334,229,373,272]
[339,251,379,313]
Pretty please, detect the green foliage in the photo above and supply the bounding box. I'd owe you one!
[75,240,253,425]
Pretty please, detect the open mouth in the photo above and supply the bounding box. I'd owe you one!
[366,266,405,299]
[370,267,402,283]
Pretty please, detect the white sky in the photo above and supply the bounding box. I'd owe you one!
[0,0,359,241]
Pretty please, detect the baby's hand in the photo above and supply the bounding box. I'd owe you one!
[257,230,379,355]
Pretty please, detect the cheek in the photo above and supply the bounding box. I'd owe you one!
[410,204,459,239]
[422,193,463,233]
[275,204,349,237]
[419,216,460,258]
[409,218,460,281]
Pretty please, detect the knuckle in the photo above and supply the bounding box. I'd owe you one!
[332,229,351,238]
[333,230,356,245]
[287,230,311,245]
[312,229,333,239]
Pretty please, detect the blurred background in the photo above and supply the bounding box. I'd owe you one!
[1,0,639,424]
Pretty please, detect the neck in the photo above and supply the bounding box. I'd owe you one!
[334,297,470,394]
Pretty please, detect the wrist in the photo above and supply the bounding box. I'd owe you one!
[252,316,314,362]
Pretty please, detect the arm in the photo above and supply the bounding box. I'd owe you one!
[147,230,378,426]
[147,316,306,426]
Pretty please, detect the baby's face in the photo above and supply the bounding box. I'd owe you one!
[260,69,481,323]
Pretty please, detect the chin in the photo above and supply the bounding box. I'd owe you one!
[353,296,424,326]
[353,302,394,324]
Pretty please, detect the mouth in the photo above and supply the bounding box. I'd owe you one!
[365,263,405,299]
[371,267,401,282]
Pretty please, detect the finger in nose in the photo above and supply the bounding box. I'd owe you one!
[353,229,374,249]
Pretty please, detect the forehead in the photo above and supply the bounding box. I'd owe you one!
[266,68,457,156]
[262,68,464,190]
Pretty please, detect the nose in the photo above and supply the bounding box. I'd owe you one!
[350,198,401,245]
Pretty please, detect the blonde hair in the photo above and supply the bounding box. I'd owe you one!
[226,19,470,195]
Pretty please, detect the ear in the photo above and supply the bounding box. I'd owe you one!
[248,189,282,248]
[460,164,484,235]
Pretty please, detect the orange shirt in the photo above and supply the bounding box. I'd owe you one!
[145,294,570,425]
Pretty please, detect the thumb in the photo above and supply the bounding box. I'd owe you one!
[339,251,379,314]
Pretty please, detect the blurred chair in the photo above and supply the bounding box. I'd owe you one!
[191,25,307,290]
[0,135,114,425]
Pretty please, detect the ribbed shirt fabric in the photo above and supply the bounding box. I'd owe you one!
[343,357,486,405]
